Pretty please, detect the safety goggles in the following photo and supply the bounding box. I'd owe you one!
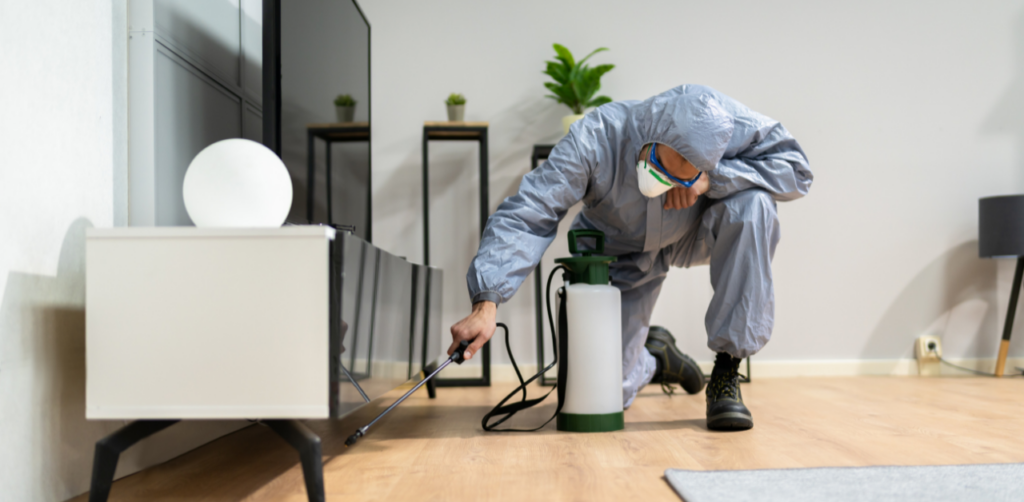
[648,142,702,188]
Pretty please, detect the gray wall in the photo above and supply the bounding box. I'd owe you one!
[130,0,264,226]
[359,0,1024,369]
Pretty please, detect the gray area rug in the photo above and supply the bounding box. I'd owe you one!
[665,463,1024,502]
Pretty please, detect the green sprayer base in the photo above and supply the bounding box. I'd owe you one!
[557,412,624,432]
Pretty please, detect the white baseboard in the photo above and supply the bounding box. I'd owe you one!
[432,357,1024,382]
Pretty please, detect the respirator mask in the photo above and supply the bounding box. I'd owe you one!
[636,142,702,198]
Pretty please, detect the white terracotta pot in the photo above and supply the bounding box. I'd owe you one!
[562,114,585,135]
[336,106,355,123]
[447,104,465,122]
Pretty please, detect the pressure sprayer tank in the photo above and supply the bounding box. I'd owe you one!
[554,230,623,432]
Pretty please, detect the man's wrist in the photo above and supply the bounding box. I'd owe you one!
[471,290,502,306]
[696,171,711,195]
[472,300,497,314]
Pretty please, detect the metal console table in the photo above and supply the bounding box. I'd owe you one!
[422,121,491,387]
[528,144,751,385]
[306,122,372,239]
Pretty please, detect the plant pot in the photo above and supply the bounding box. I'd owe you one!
[336,105,355,123]
[447,104,465,122]
[562,114,585,135]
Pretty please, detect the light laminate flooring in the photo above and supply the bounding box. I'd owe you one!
[72,376,1024,501]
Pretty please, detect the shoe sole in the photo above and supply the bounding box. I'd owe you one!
[678,353,705,395]
[707,411,753,431]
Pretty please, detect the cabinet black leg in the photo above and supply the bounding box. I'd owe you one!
[264,419,325,502]
[426,376,437,399]
[89,419,179,502]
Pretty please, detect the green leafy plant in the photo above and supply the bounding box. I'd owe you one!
[445,93,467,106]
[543,43,614,114]
[334,94,356,107]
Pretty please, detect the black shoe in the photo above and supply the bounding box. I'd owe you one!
[706,352,753,431]
[645,326,705,395]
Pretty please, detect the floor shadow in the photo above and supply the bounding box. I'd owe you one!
[2,219,251,500]
[309,398,708,459]
[0,218,118,500]
[67,423,299,502]
[627,418,708,433]
[862,240,999,360]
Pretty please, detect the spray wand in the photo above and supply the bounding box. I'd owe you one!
[345,340,470,447]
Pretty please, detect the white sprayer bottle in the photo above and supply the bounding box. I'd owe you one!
[554,230,623,432]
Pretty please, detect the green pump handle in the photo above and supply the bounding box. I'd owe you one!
[567,229,605,256]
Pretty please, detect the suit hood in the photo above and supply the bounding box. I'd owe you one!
[627,86,735,172]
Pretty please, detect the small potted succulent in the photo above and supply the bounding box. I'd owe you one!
[543,44,614,134]
[445,93,466,122]
[334,94,356,123]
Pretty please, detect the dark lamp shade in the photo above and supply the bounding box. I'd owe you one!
[979,194,1024,258]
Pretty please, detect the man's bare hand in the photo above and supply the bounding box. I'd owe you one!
[449,301,497,360]
[663,173,710,210]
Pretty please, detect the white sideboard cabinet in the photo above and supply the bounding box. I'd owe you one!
[84,226,443,501]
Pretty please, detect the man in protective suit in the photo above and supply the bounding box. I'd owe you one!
[448,85,812,431]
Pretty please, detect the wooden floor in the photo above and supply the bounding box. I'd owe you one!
[74,376,1024,501]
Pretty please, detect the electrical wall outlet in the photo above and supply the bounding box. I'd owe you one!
[915,335,942,361]
[915,335,942,376]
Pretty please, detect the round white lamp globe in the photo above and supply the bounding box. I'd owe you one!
[183,139,293,227]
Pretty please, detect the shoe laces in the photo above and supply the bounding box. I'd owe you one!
[707,352,740,400]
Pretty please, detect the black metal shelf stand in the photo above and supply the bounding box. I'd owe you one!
[528,144,751,386]
[422,121,491,387]
[306,123,372,240]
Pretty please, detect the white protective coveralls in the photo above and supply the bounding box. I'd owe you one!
[467,85,813,406]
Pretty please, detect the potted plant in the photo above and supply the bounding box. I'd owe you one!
[445,93,466,122]
[334,94,356,123]
[542,44,614,134]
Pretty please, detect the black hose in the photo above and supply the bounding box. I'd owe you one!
[481,265,567,431]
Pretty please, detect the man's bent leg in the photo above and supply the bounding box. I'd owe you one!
[697,189,780,431]
[619,276,666,409]
[700,189,781,358]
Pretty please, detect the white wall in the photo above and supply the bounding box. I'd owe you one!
[0,2,120,499]
[358,0,1024,371]
[0,1,246,500]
